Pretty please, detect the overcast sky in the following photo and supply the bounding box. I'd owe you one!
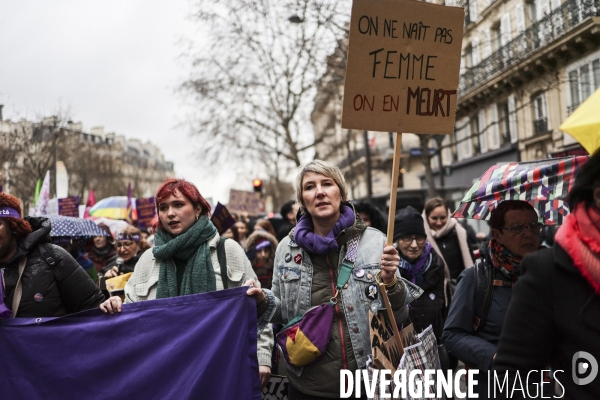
[0,0,238,204]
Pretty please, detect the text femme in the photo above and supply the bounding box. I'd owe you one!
[369,49,437,80]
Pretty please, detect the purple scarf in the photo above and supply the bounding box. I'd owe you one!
[399,242,433,286]
[294,205,356,255]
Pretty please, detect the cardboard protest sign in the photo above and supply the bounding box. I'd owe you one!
[228,189,263,216]
[370,309,402,373]
[262,375,288,400]
[135,197,156,230]
[58,196,79,218]
[370,308,417,373]
[342,0,464,134]
[211,202,236,235]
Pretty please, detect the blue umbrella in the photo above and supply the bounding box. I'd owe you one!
[43,215,112,238]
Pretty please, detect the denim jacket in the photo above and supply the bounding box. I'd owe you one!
[271,227,423,376]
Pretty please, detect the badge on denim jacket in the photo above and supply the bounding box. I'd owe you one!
[366,284,378,300]
[285,253,292,263]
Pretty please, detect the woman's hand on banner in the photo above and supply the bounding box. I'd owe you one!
[245,279,266,305]
[259,366,271,389]
[99,296,123,315]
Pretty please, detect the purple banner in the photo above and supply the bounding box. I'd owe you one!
[135,197,156,230]
[57,196,79,218]
[0,287,261,399]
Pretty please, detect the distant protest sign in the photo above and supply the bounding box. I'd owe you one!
[135,197,156,230]
[228,189,263,216]
[58,196,79,218]
[342,0,464,134]
[211,202,236,235]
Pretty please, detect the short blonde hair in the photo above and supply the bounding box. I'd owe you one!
[294,160,349,215]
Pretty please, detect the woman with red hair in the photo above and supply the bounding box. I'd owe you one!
[100,178,275,389]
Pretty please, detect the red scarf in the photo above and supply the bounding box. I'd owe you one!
[555,204,600,295]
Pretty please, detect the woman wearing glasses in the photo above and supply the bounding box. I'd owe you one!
[442,200,542,397]
[102,226,151,278]
[393,206,446,341]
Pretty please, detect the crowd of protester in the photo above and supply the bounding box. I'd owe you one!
[1,150,598,399]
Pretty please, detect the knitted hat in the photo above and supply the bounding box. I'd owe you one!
[0,193,32,239]
[393,206,426,241]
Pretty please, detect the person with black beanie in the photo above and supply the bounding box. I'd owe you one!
[394,206,447,345]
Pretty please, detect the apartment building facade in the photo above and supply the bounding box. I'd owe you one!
[426,0,600,201]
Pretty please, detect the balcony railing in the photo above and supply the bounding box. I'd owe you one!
[533,117,549,134]
[459,0,600,95]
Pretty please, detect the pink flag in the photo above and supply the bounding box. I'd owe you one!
[83,189,96,218]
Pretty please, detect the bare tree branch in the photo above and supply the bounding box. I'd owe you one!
[181,0,351,183]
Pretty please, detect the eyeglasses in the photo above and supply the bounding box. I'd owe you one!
[398,235,427,245]
[116,241,136,248]
[499,222,543,236]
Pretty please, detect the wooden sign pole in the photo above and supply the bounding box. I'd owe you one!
[386,132,403,247]
[379,282,405,357]
[381,131,405,355]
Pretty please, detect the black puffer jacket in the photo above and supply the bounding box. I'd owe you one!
[400,248,446,340]
[1,217,105,318]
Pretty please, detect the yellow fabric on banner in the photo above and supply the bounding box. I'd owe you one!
[560,88,600,154]
[287,330,322,366]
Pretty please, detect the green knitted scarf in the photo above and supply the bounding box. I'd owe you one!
[154,216,218,298]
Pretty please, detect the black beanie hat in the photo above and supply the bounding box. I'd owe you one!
[393,206,426,241]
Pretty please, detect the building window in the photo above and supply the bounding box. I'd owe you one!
[478,109,488,153]
[464,45,474,68]
[567,56,600,114]
[456,118,473,160]
[442,135,452,166]
[467,0,479,23]
[580,64,592,101]
[569,70,580,111]
[490,104,501,149]
[491,24,502,53]
[532,92,548,134]
[470,117,480,153]
[472,37,481,66]
[430,138,439,170]
[507,94,518,143]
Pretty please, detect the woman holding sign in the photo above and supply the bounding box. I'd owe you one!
[99,178,275,389]
[270,160,419,399]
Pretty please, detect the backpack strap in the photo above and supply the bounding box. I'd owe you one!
[473,258,514,334]
[473,258,494,334]
[217,237,228,289]
[38,243,57,267]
